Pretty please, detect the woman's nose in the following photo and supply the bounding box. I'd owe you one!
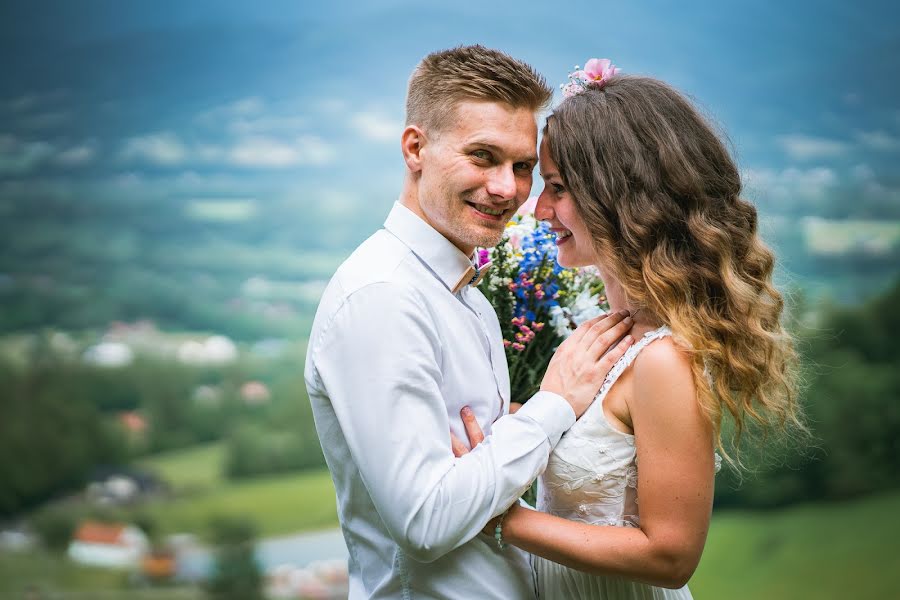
[535,189,553,220]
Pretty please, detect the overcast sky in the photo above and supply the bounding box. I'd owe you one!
[1,0,897,227]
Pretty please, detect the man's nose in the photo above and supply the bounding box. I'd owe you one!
[486,165,517,200]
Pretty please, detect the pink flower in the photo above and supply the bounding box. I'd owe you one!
[532,322,545,331]
[477,248,491,268]
[562,59,621,98]
[511,342,526,352]
[503,339,512,348]
[583,58,620,83]
[516,196,538,216]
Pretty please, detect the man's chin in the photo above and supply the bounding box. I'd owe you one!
[454,221,507,251]
[471,229,506,250]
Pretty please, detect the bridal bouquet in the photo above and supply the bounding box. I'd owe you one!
[478,200,608,404]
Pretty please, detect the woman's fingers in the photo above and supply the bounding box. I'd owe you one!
[567,311,631,363]
[568,312,608,340]
[595,334,634,376]
[450,432,470,457]
[566,311,628,344]
[585,315,633,360]
[565,310,624,346]
[540,310,638,417]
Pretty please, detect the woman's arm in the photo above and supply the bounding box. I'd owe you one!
[497,338,716,588]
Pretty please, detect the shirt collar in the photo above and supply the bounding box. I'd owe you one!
[384,202,475,292]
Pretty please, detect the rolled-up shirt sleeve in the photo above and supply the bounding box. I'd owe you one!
[308,281,574,563]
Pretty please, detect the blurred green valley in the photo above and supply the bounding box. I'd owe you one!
[0,191,395,340]
[2,0,899,594]
[1,184,899,597]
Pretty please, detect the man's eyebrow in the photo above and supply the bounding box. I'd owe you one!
[465,140,537,164]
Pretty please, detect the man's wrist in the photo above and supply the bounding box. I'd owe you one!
[515,391,576,447]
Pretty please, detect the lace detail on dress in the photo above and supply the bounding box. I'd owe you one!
[536,324,705,598]
[539,325,720,530]
[594,326,673,408]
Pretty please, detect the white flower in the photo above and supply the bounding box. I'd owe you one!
[504,215,538,250]
[549,305,573,338]
[569,289,605,325]
[488,274,510,289]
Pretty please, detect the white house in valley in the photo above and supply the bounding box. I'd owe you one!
[68,521,149,568]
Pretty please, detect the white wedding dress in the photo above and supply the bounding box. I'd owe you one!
[533,326,720,599]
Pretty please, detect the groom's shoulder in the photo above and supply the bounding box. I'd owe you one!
[307,230,423,370]
[330,228,416,295]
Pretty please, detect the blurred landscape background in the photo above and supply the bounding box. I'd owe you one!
[1,1,898,598]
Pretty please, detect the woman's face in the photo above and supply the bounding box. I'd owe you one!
[535,137,597,268]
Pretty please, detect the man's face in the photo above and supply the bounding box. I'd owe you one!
[413,101,538,256]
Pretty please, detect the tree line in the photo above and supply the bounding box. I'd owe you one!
[0,343,324,518]
[715,278,900,507]
[1,278,898,519]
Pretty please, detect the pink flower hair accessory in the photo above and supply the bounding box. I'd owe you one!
[561,58,621,99]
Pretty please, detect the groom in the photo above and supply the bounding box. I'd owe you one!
[305,45,622,599]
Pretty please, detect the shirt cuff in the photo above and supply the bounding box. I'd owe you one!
[515,391,576,448]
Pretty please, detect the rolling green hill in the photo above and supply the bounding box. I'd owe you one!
[137,442,900,599]
[693,490,900,598]
[13,440,900,599]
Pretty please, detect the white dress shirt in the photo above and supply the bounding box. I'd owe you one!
[305,202,576,599]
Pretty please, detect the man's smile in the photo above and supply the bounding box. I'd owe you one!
[467,201,511,220]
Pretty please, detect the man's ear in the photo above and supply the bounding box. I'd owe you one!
[401,125,427,173]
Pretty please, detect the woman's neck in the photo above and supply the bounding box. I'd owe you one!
[608,304,661,338]
[599,266,664,333]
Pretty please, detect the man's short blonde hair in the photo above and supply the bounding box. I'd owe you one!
[406,45,552,133]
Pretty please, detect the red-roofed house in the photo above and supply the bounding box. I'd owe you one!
[67,521,149,568]
[240,381,271,405]
[118,411,147,435]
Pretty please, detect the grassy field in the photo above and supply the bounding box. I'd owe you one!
[138,442,227,493]
[136,443,900,597]
[136,442,339,538]
[692,490,900,599]
[0,549,204,599]
[10,444,894,598]
[7,489,900,598]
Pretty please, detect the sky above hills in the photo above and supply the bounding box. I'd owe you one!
[1,0,898,240]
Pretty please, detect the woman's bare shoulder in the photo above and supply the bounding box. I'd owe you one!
[630,334,695,408]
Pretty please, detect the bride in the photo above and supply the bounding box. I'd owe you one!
[456,61,805,598]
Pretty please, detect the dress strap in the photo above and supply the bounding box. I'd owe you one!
[594,325,672,405]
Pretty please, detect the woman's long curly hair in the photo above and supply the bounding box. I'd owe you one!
[544,75,805,463]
